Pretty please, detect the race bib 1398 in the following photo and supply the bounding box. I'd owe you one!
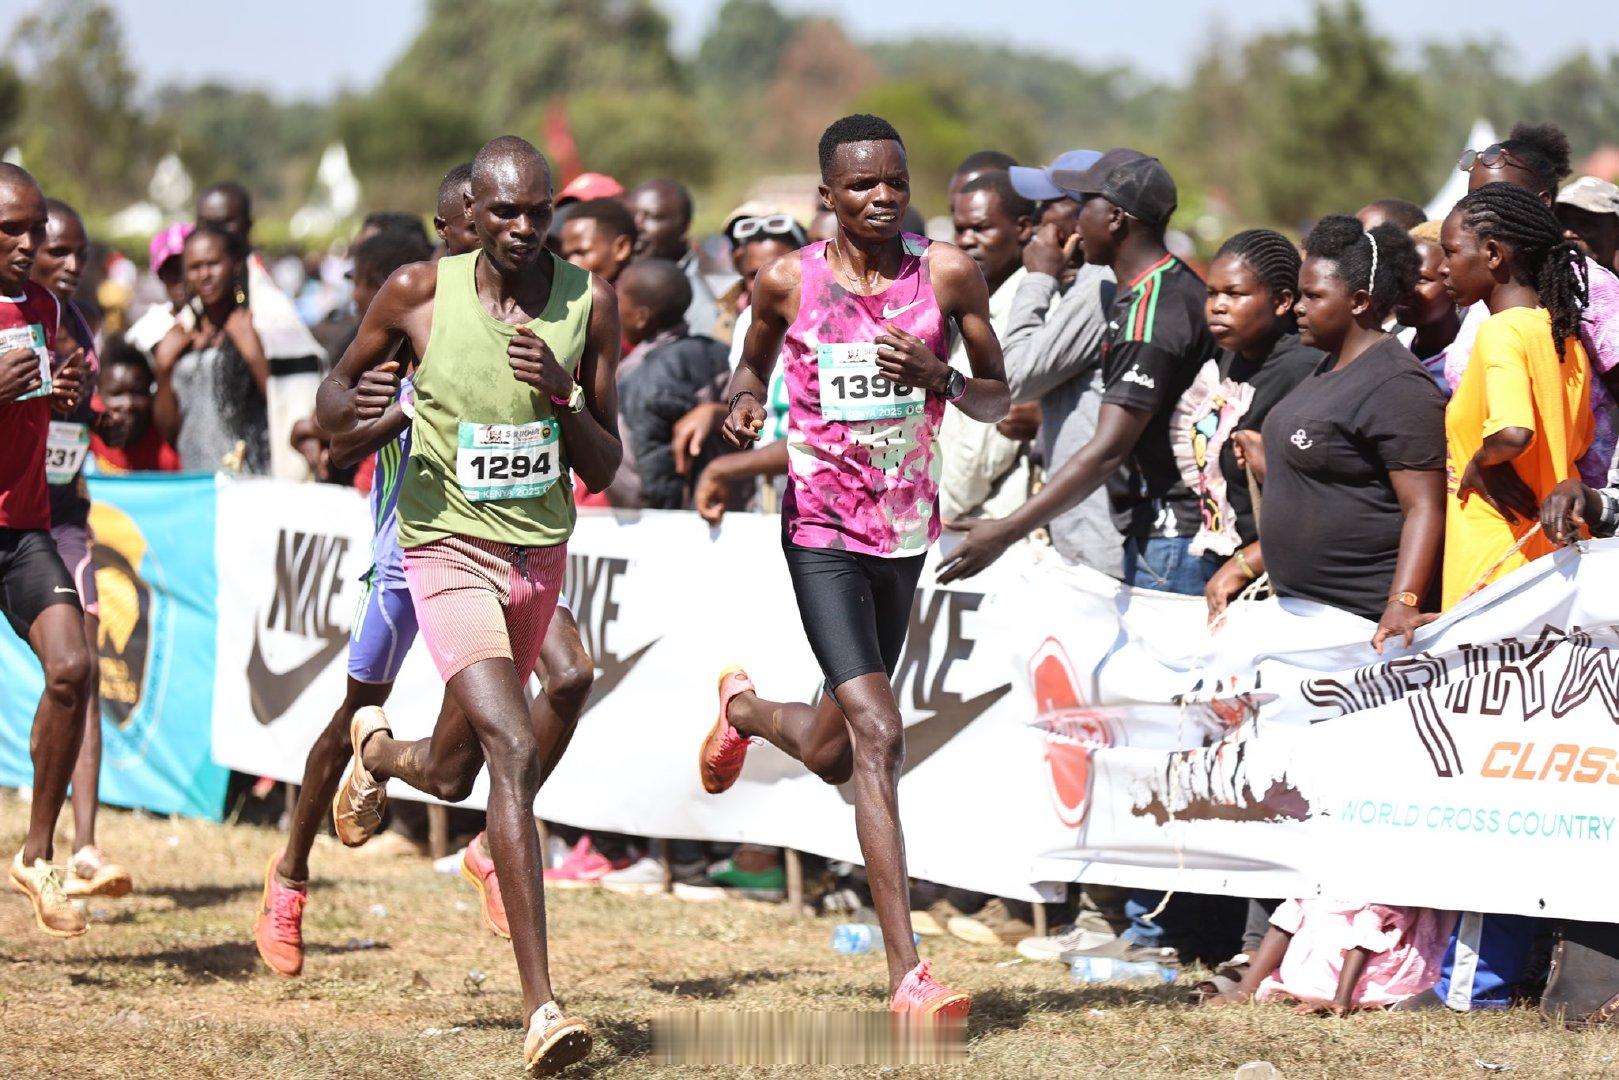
[816,342,926,422]
[455,419,562,502]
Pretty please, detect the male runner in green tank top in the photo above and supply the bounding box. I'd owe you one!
[317,135,621,1076]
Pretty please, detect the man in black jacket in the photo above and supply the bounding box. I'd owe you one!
[607,259,730,509]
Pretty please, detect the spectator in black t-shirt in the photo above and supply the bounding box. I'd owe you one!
[941,149,1220,593]
[1256,216,1446,651]
[1195,230,1323,621]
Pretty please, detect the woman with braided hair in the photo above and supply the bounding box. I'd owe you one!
[1437,181,1592,609]
[1256,216,1447,651]
[1454,120,1619,489]
[1194,229,1324,620]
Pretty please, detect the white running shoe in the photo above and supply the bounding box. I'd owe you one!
[1017,924,1119,962]
[600,856,667,896]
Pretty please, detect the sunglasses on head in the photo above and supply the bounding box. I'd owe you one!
[731,214,804,244]
[1457,143,1528,173]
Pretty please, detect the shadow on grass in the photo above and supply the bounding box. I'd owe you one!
[89,940,263,981]
[141,881,260,910]
[648,968,794,1000]
[969,983,1190,1037]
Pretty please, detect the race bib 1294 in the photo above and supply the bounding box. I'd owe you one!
[455,419,562,502]
[816,342,926,422]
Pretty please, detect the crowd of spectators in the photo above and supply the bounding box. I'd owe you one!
[39,117,1619,1014]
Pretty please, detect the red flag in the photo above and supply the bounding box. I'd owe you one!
[545,101,582,187]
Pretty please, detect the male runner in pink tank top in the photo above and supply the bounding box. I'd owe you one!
[697,114,1010,1018]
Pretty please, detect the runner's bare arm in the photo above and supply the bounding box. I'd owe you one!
[328,394,409,469]
[720,253,798,448]
[551,274,623,492]
[317,262,436,437]
[877,242,1009,424]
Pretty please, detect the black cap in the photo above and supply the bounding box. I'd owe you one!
[1050,147,1178,230]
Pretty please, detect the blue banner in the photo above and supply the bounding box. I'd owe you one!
[0,473,226,820]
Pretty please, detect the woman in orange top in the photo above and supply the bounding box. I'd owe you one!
[1438,182,1592,608]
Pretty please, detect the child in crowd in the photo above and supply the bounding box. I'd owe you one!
[1207,900,1457,1014]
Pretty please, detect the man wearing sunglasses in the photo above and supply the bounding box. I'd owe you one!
[677,207,808,520]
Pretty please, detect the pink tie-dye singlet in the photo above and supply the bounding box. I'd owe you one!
[781,234,949,557]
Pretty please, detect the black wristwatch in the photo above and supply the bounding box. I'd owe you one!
[944,368,967,403]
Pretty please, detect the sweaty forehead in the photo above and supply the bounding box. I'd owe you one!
[1469,162,1538,195]
[474,156,552,203]
[0,178,45,221]
[830,140,906,179]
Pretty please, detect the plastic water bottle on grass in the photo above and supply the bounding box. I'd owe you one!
[831,923,921,954]
[1070,955,1178,984]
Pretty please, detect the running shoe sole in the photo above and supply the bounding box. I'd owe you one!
[460,852,511,940]
[526,1020,593,1077]
[332,707,388,847]
[255,852,302,977]
[63,868,133,899]
[698,665,750,794]
[7,865,88,939]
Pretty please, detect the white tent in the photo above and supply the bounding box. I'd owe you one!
[1426,118,1497,220]
[290,143,361,239]
[107,152,195,238]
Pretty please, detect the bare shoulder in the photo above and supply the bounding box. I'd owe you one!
[378,260,439,314]
[924,240,981,287]
[588,272,618,313]
[754,249,804,312]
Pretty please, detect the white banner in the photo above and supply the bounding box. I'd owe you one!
[210,478,1619,917]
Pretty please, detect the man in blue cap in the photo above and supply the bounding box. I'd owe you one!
[944,149,1124,577]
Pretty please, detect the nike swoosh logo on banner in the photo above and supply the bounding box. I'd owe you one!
[836,682,1012,805]
[247,628,349,726]
[579,637,662,716]
[881,300,924,320]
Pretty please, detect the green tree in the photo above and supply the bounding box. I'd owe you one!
[334,84,484,209]
[562,90,716,187]
[694,0,799,91]
[8,0,147,206]
[1249,0,1436,225]
[149,84,327,205]
[854,77,1042,216]
[0,61,22,149]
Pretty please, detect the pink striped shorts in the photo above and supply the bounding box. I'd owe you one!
[403,535,567,682]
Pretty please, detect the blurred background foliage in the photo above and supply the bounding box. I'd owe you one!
[5,0,1619,246]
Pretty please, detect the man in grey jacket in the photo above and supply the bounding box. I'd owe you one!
[998,151,1121,578]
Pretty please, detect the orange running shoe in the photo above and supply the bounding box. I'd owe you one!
[461,832,510,939]
[698,666,754,794]
[64,845,133,899]
[254,848,307,977]
[890,960,971,1020]
[523,1000,593,1076]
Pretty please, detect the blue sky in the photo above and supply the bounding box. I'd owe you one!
[3,0,1614,101]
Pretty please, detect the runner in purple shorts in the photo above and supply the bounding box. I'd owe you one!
[32,197,135,901]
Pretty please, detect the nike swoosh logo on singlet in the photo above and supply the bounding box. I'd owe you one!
[880,299,924,320]
[246,627,350,726]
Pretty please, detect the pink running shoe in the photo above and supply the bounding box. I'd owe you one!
[890,960,971,1020]
[698,666,754,794]
[461,832,510,939]
[542,836,629,890]
[254,848,308,977]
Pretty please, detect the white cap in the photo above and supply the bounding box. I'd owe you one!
[1556,176,1619,216]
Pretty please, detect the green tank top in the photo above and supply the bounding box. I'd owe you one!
[398,250,592,549]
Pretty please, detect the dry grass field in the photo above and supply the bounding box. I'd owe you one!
[3,793,1617,1078]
